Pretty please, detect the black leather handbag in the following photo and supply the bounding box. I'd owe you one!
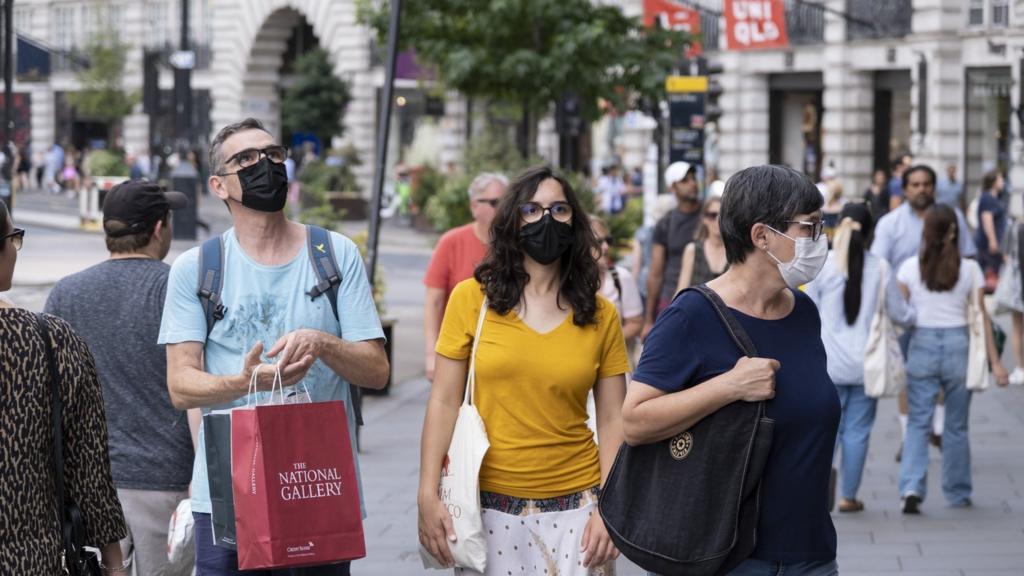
[599,285,775,576]
[36,314,104,576]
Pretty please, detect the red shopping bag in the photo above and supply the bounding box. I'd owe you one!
[231,400,365,570]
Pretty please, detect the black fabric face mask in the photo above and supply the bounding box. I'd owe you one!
[520,214,574,265]
[237,157,288,212]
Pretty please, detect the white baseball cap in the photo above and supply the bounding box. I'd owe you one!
[664,161,694,187]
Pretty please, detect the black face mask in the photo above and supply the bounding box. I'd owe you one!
[520,214,574,265]
[237,158,288,212]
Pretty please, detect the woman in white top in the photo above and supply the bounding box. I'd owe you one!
[591,216,643,349]
[804,203,915,513]
[896,204,1008,514]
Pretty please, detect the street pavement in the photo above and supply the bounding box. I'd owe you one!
[8,189,1024,575]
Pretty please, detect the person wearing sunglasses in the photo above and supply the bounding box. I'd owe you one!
[0,200,129,574]
[423,172,508,381]
[626,165,842,576]
[421,166,630,573]
[675,196,728,295]
[158,118,388,575]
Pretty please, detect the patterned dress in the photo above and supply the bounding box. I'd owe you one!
[0,309,126,574]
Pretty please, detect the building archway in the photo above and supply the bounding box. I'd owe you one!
[210,0,377,189]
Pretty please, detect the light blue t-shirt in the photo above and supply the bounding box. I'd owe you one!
[158,228,385,515]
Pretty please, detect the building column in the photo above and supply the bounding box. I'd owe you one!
[910,0,965,172]
[438,90,467,172]
[717,49,769,178]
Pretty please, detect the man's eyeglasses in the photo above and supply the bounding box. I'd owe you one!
[785,220,825,242]
[2,228,24,251]
[474,198,501,208]
[519,201,573,224]
[219,146,288,174]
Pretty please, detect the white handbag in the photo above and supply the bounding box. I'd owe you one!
[419,298,491,572]
[966,272,992,392]
[864,260,906,398]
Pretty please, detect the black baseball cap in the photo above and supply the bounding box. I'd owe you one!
[103,180,188,237]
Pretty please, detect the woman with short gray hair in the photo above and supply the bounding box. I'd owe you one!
[623,165,841,575]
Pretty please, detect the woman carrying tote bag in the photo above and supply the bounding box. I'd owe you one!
[620,166,841,576]
[804,203,916,513]
[896,204,1008,514]
[418,166,631,575]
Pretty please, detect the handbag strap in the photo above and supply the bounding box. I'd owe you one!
[690,284,758,358]
[34,314,72,558]
[875,258,889,321]
[463,296,489,406]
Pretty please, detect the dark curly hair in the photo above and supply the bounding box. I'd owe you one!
[474,165,601,326]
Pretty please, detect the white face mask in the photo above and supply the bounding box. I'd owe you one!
[765,226,829,289]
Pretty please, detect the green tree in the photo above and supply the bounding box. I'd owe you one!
[67,37,138,134]
[358,0,689,157]
[281,49,352,146]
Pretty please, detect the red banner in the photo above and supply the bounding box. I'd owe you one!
[724,0,789,51]
[644,0,703,56]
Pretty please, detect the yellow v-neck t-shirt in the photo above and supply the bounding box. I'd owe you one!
[436,278,630,499]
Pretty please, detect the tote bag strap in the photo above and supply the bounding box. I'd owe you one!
[463,296,489,406]
[691,284,758,358]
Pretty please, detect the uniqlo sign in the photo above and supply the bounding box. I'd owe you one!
[644,0,703,56]
[724,0,790,51]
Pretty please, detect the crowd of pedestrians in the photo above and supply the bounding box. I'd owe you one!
[3,116,1024,575]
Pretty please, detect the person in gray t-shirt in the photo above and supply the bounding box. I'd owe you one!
[45,180,194,576]
[643,161,701,339]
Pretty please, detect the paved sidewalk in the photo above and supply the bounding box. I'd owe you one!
[356,373,1024,576]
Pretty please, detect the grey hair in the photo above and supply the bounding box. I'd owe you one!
[209,118,270,175]
[719,164,824,265]
[467,172,509,199]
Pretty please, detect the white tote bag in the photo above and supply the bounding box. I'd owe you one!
[864,260,907,398]
[966,273,992,392]
[420,298,491,572]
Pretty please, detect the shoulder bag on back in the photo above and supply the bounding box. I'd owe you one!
[599,285,774,576]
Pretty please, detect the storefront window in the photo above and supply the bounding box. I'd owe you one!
[965,67,1012,196]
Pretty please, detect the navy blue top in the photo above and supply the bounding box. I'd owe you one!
[633,289,840,563]
[975,191,1007,253]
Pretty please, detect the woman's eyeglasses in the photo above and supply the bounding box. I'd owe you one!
[600,235,614,245]
[703,211,719,220]
[519,201,573,224]
[785,220,825,242]
[2,228,24,251]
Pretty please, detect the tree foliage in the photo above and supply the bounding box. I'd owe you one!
[357,0,690,122]
[67,37,138,127]
[281,49,352,146]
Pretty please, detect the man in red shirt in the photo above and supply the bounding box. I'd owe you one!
[423,172,508,380]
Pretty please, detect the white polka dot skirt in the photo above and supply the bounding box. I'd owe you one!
[455,486,615,576]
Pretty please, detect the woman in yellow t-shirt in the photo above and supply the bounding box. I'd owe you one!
[419,166,631,575]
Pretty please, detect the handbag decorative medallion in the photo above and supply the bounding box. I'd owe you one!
[669,431,694,460]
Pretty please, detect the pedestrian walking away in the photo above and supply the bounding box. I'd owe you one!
[896,204,1009,514]
[419,166,630,575]
[423,172,508,381]
[0,200,129,575]
[871,164,976,460]
[44,180,195,576]
[158,118,389,575]
[804,203,916,513]
[643,161,701,339]
[624,165,840,576]
[993,220,1024,386]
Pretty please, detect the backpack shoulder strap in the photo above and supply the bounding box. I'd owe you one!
[305,225,342,322]
[197,234,227,337]
[304,225,364,426]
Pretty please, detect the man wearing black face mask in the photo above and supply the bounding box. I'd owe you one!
[158,118,389,575]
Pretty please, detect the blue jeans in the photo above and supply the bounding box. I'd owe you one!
[834,384,877,500]
[193,513,351,576]
[651,559,839,576]
[898,327,973,505]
